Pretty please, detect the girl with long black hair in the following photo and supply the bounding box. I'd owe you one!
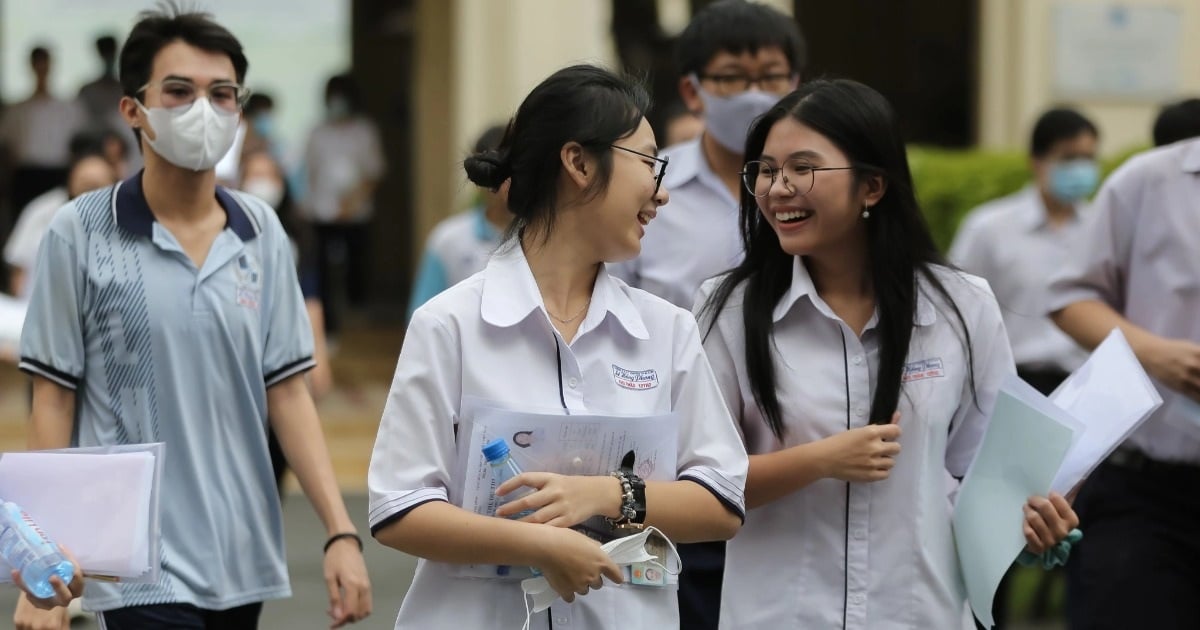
[697,79,1078,629]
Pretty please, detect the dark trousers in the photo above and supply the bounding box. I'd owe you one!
[98,602,263,630]
[677,540,724,630]
[1066,454,1200,629]
[312,222,369,334]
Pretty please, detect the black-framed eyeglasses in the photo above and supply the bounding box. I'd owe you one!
[696,72,796,96]
[740,159,855,198]
[610,145,669,196]
[137,78,252,113]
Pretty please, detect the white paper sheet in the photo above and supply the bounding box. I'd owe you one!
[1048,329,1164,496]
[0,446,161,581]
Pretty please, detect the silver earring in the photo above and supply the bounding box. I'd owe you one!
[862,205,871,219]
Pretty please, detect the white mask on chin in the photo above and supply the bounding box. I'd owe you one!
[138,98,240,171]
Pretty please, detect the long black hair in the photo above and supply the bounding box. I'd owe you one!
[462,64,650,244]
[700,79,975,441]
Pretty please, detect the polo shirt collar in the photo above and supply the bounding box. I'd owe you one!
[480,243,649,340]
[112,170,258,241]
[772,256,936,327]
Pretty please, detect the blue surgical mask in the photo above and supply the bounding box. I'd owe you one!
[252,113,275,139]
[1048,159,1099,203]
[691,76,780,153]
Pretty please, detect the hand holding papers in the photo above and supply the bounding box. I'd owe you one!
[955,329,1163,627]
[0,444,163,584]
[953,375,1082,629]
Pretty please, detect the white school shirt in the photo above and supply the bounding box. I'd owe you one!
[368,243,748,630]
[1048,138,1200,463]
[950,186,1088,372]
[697,259,1014,630]
[302,116,385,223]
[608,138,742,308]
[5,187,68,298]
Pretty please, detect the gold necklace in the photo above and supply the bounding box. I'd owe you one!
[546,299,591,324]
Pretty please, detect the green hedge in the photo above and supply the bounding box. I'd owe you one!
[909,145,1148,252]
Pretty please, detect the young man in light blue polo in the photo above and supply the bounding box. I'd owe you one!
[14,7,371,630]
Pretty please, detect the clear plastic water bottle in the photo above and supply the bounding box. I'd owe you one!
[482,438,537,576]
[0,501,74,599]
[482,438,536,519]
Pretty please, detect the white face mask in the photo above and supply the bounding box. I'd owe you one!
[691,75,781,153]
[138,98,240,172]
[519,527,680,629]
[242,177,285,208]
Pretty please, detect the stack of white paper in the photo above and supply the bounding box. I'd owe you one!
[0,446,161,582]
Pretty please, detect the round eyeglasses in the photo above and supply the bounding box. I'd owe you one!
[137,78,251,114]
[741,159,855,198]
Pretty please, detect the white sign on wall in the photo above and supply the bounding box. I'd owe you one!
[1054,2,1182,100]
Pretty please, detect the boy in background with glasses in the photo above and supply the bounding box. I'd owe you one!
[610,1,804,628]
[14,6,371,630]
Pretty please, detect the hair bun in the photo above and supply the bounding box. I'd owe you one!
[464,149,511,190]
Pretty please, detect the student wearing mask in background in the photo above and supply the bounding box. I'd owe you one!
[612,0,803,310]
[302,73,386,336]
[407,124,510,321]
[610,3,803,626]
[950,108,1099,396]
[14,8,370,629]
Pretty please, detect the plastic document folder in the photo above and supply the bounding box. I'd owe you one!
[0,443,164,583]
[954,376,1082,629]
[955,328,1164,628]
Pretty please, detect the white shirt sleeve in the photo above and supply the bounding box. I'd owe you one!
[670,310,748,520]
[944,278,1016,478]
[367,307,461,533]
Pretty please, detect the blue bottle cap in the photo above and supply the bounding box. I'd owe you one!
[482,438,510,462]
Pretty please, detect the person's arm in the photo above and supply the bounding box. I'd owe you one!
[692,285,900,510]
[268,376,370,627]
[1053,301,1200,401]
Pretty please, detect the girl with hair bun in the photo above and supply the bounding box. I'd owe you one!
[368,64,748,629]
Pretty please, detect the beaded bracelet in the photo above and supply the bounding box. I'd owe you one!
[606,469,646,527]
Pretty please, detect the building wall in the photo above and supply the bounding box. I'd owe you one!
[978,0,1200,155]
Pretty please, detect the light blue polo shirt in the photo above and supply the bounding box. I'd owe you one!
[19,171,315,611]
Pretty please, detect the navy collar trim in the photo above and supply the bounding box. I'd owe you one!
[112,170,259,242]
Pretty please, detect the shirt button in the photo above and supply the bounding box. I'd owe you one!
[855,406,866,418]
[567,377,578,389]
[852,593,865,605]
[853,355,863,366]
